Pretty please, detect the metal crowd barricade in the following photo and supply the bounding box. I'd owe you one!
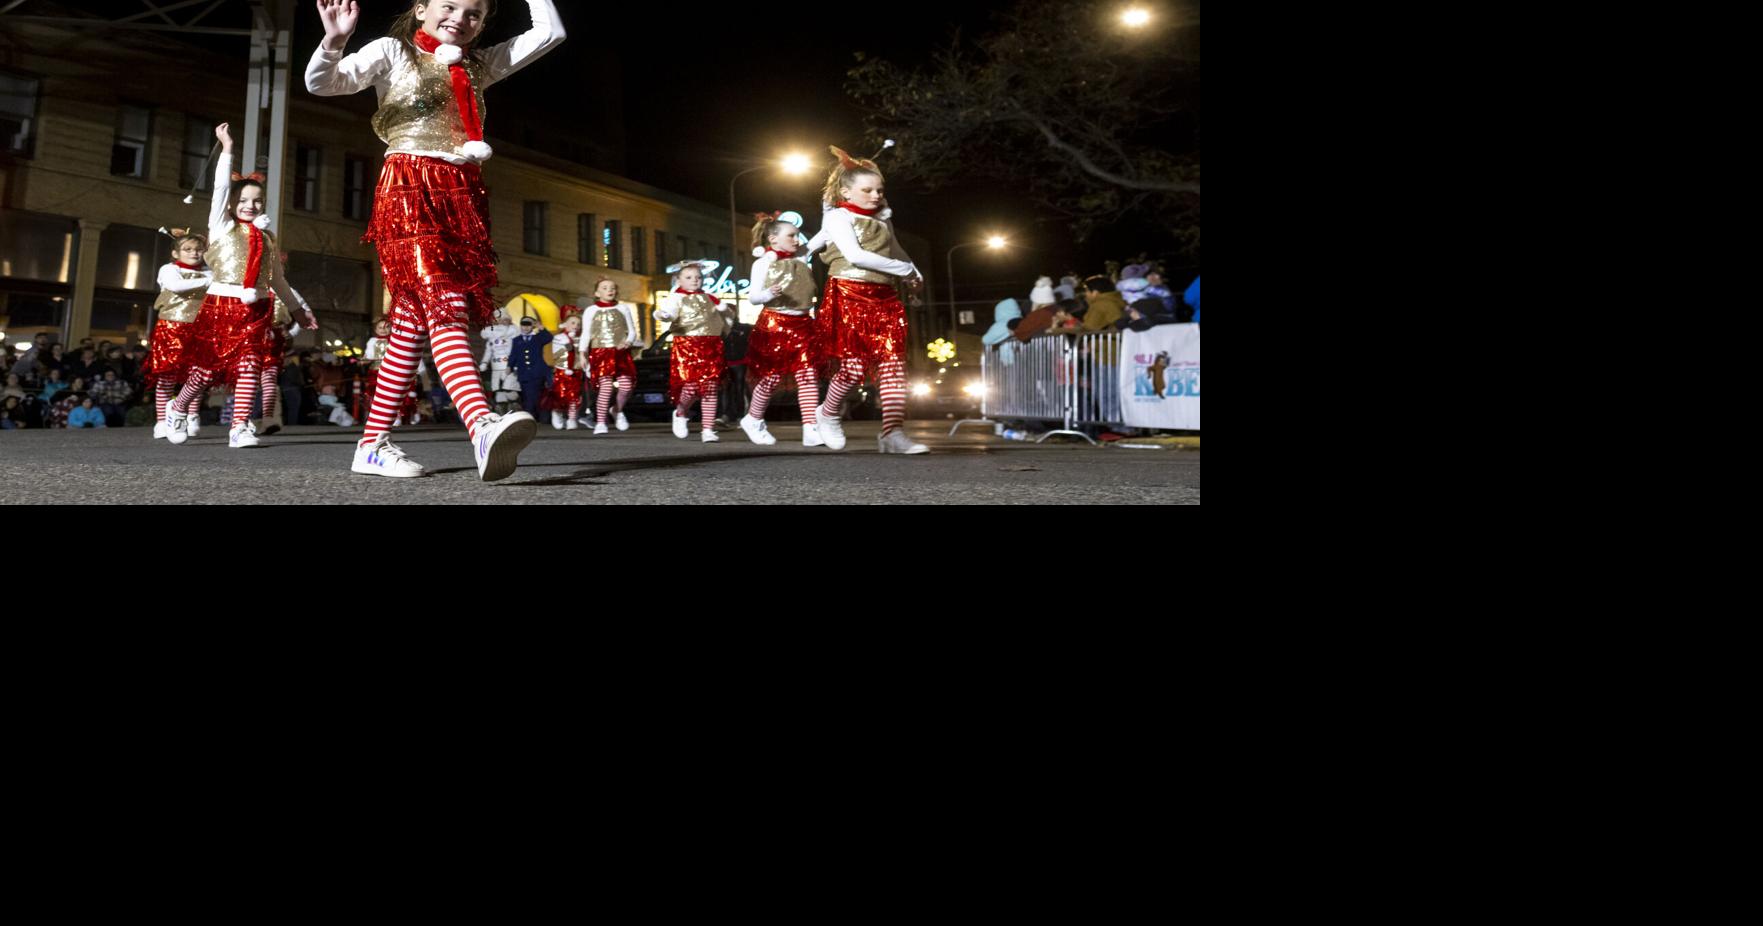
[951,329,1122,444]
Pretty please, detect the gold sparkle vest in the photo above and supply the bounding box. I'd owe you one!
[372,45,489,159]
[671,292,728,337]
[824,213,905,285]
[763,257,818,311]
[205,224,282,290]
[588,307,631,349]
[153,266,209,323]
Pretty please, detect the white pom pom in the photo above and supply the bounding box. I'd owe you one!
[435,43,464,65]
[752,246,768,258]
[253,215,273,231]
[462,140,493,162]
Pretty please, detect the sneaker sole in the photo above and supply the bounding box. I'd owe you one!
[480,416,538,482]
[352,463,425,478]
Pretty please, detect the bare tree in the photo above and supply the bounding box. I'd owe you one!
[848,0,1200,253]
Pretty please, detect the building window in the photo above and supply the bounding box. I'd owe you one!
[343,155,371,221]
[677,235,689,262]
[606,220,623,270]
[718,245,731,271]
[655,230,667,269]
[698,240,712,261]
[524,201,548,255]
[180,116,218,191]
[0,71,39,157]
[286,251,373,320]
[293,143,322,212]
[95,225,163,292]
[111,105,153,178]
[631,226,646,275]
[578,213,597,264]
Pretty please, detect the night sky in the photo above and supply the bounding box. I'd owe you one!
[54,1,1194,308]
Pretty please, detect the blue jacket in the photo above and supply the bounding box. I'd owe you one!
[508,331,553,377]
[68,406,107,428]
[981,299,1023,347]
[1184,276,1201,323]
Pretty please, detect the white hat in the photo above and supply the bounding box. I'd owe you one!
[1030,276,1056,306]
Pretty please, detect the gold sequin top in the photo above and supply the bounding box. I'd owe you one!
[667,291,729,338]
[822,212,915,285]
[206,224,284,290]
[153,264,211,323]
[370,48,490,161]
[587,305,633,349]
[760,255,818,312]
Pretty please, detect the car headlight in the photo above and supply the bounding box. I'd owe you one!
[911,383,933,398]
[963,382,984,397]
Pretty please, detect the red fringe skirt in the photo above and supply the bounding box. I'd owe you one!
[365,154,499,331]
[187,294,273,374]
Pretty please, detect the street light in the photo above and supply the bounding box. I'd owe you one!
[1122,8,1152,28]
[731,154,816,276]
[947,235,1011,341]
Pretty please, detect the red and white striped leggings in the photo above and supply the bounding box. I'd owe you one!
[595,376,633,425]
[676,382,718,432]
[173,358,259,429]
[359,309,491,448]
[748,369,820,425]
[821,358,907,435]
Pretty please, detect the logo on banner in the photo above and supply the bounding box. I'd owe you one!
[1131,352,1201,400]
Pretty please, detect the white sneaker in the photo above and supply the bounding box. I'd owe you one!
[154,420,169,440]
[816,407,847,450]
[615,413,630,431]
[803,424,825,448]
[701,429,720,443]
[672,412,689,439]
[166,409,190,445]
[566,418,579,431]
[393,417,403,427]
[741,415,777,445]
[229,423,261,449]
[594,423,609,435]
[552,410,566,430]
[186,414,201,437]
[473,412,537,482]
[878,429,929,455]
[352,435,427,478]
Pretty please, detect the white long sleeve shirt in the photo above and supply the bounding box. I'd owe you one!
[304,1,567,166]
[205,153,312,317]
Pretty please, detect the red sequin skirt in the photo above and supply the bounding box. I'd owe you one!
[546,367,585,409]
[747,310,820,383]
[669,335,726,404]
[817,278,908,370]
[143,319,199,386]
[259,325,289,373]
[187,294,273,374]
[587,348,637,388]
[365,154,499,330]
